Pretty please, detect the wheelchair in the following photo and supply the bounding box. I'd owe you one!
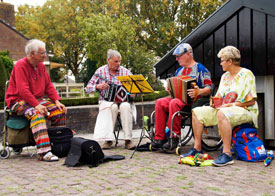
[149,85,223,155]
[0,81,35,159]
[149,105,223,154]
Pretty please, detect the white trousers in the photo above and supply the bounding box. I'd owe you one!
[93,101,135,141]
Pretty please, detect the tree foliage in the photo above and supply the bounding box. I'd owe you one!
[89,0,226,57]
[80,13,159,89]
[77,58,98,86]
[15,0,93,78]
[49,56,66,83]
[15,0,226,89]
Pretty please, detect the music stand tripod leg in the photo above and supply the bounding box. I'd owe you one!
[130,94,146,159]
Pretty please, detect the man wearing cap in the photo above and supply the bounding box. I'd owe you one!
[152,43,212,150]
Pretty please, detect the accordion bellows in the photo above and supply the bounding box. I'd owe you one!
[167,76,196,104]
[104,84,128,103]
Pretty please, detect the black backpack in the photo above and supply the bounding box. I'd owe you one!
[48,127,74,158]
[64,137,125,168]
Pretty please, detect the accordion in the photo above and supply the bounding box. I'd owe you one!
[167,76,196,104]
[104,84,130,103]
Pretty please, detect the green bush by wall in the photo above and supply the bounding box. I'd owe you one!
[0,57,8,102]
[0,91,169,109]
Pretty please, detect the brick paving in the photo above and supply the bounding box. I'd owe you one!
[1,132,275,196]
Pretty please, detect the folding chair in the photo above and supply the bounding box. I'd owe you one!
[113,113,122,147]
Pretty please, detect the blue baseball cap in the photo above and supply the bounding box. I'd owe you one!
[173,43,193,55]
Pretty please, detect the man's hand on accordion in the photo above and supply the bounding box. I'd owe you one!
[96,83,109,90]
[165,85,171,96]
[187,85,199,99]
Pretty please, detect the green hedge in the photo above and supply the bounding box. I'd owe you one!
[0,90,169,109]
[60,97,98,106]
[135,90,169,102]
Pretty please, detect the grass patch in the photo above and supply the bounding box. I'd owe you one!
[206,186,221,192]
[180,186,189,190]
[118,173,134,178]
[168,164,178,169]
[258,170,266,175]
[153,187,168,192]
[147,179,156,184]
[175,175,187,181]
[187,181,193,186]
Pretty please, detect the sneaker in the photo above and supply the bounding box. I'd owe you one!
[162,138,179,150]
[180,148,203,158]
[151,139,166,149]
[125,140,136,150]
[41,151,58,162]
[212,153,234,167]
[102,141,113,149]
[221,147,235,154]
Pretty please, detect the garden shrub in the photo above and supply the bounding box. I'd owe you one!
[0,57,8,102]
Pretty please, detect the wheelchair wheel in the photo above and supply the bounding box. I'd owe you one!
[13,147,23,155]
[201,125,223,151]
[175,146,184,155]
[179,125,193,147]
[149,143,158,151]
[0,148,10,159]
[149,143,153,151]
[148,111,155,141]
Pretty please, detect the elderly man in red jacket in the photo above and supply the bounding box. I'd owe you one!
[5,39,67,162]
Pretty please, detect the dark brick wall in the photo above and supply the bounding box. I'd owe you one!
[0,3,15,26]
[66,102,156,134]
[0,99,266,141]
[0,22,28,61]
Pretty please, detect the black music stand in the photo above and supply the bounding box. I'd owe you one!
[117,75,154,159]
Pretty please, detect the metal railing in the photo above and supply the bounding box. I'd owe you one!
[53,83,85,98]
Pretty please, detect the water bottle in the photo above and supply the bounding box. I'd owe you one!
[264,150,274,167]
[165,127,170,139]
[143,116,149,130]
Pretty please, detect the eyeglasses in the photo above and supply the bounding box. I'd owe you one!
[220,59,227,63]
[35,51,47,56]
[175,52,186,59]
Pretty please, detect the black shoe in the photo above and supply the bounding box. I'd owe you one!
[162,138,179,150]
[151,140,166,149]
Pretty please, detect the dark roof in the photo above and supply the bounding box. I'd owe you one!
[155,0,275,79]
[0,19,29,40]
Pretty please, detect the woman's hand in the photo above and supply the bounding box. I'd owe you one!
[219,103,232,108]
[210,97,215,108]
